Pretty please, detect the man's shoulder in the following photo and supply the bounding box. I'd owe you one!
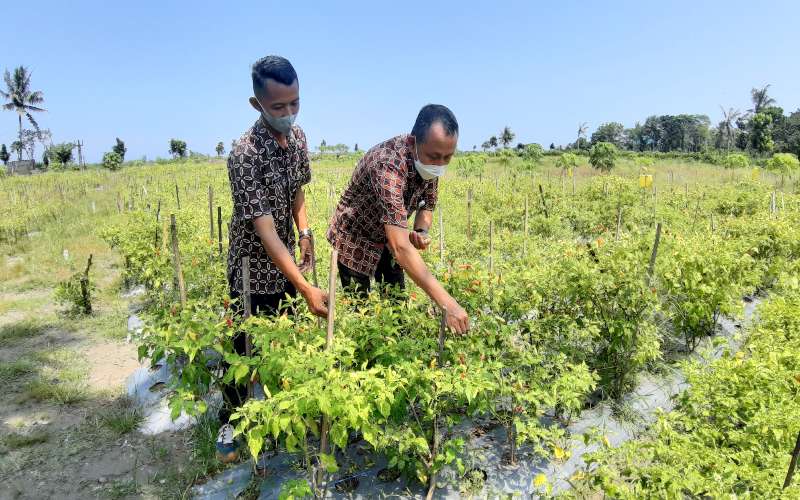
[364,135,411,172]
[229,119,267,163]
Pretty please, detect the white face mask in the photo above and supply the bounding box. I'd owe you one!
[414,144,446,180]
[255,98,297,135]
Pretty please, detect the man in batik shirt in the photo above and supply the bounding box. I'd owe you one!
[327,104,470,334]
[218,55,327,463]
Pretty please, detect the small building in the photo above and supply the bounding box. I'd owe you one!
[8,160,35,175]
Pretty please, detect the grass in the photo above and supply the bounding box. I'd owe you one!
[2,429,50,450]
[23,348,89,405]
[151,413,228,499]
[104,479,140,499]
[99,398,143,436]
[0,318,49,345]
[0,358,35,381]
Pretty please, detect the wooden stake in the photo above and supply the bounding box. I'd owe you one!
[523,195,529,256]
[466,189,473,241]
[538,184,549,218]
[317,250,338,489]
[241,256,253,400]
[326,249,338,348]
[208,186,214,242]
[488,221,494,274]
[175,183,180,210]
[784,430,800,489]
[615,202,622,241]
[437,307,447,366]
[217,206,223,256]
[169,215,187,307]
[647,223,662,282]
[438,204,444,266]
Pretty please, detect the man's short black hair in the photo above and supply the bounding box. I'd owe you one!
[411,104,459,143]
[252,56,298,96]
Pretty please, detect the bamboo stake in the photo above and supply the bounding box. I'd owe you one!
[784,430,800,489]
[169,215,187,307]
[523,195,529,257]
[466,189,473,241]
[437,307,447,366]
[217,206,223,256]
[208,186,214,242]
[488,221,494,274]
[438,204,444,266]
[647,223,662,282]
[241,256,253,400]
[538,184,549,218]
[317,250,338,489]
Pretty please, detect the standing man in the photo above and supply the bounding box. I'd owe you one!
[327,104,470,334]
[218,55,328,463]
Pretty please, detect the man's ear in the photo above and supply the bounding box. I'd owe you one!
[249,96,262,113]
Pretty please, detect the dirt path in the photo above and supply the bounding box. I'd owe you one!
[0,281,198,500]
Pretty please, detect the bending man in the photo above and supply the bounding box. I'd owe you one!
[326,104,469,334]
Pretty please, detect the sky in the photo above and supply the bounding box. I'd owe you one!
[2,0,799,163]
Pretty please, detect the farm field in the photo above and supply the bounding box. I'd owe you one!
[1,154,799,498]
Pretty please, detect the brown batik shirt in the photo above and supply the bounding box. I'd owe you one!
[326,134,438,276]
[227,117,311,295]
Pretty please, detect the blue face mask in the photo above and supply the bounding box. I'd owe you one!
[255,99,296,135]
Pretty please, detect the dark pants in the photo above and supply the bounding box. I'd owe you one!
[338,247,405,298]
[218,283,296,424]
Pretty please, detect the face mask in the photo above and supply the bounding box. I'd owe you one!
[255,99,297,135]
[414,144,446,180]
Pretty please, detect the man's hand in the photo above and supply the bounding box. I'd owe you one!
[300,286,328,318]
[409,230,432,251]
[298,237,314,273]
[443,299,470,335]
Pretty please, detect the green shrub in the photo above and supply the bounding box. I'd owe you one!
[589,142,618,172]
[102,151,123,171]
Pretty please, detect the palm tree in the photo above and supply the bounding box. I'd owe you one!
[576,122,588,149]
[749,84,775,114]
[488,136,498,150]
[719,106,742,150]
[1,67,46,161]
[500,126,515,149]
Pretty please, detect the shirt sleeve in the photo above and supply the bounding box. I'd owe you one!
[370,152,409,228]
[294,127,312,187]
[421,178,438,211]
[228,148,272,220]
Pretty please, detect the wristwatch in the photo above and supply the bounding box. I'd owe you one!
[298,228,313,240]
[414,228,429,236]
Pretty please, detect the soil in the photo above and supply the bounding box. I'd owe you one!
[0,285,192,500]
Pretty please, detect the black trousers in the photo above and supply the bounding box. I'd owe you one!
[338,246,405,298]
[218,283,296,424]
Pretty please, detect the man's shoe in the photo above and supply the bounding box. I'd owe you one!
[215,423,239,463]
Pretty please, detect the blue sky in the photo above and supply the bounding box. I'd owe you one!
[3,0,799,162]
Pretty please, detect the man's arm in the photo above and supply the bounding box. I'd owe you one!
[385,224,469,334]
[410,209,433,250]
[253,215,327,317]
[413,209,433,232]
[292,189,314,272]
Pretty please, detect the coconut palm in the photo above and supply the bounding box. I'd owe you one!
[576,122,588,149]
[719,106,742,150]
[500,126,515,149]
[749,84,775,114]
[1,67,46,161]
